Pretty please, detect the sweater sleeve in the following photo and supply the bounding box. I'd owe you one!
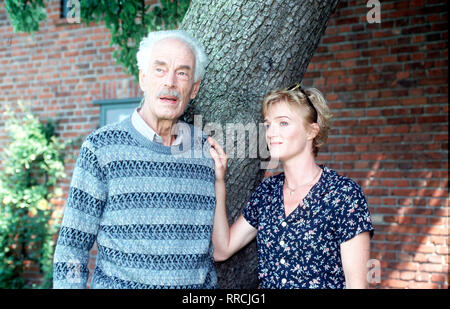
[53,138,107,289]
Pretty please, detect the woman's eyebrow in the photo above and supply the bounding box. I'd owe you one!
[265,116,292,121]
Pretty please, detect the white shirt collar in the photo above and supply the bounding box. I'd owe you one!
[131,108,183,146]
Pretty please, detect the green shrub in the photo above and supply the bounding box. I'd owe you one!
[0,102,74,288]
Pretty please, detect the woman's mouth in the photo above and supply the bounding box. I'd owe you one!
[270,141,283,146]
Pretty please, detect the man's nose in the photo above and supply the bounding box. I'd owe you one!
[163,70,176,88]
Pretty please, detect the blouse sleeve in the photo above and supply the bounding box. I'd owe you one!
[335,180,374,244]
[242,183,264,228]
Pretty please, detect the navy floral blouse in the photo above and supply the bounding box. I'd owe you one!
[243,165,374,289]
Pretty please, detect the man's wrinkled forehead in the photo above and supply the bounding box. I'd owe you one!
[152,38,196,62]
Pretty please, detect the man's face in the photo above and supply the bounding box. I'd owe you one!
[139,38,201,122]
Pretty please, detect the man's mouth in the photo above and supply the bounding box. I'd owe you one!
[159,96,178,104]
[157,88,181,104]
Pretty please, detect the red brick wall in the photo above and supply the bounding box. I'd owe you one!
[304,0,448,289]
[0,0,448,288]
[0,0,141,287]
[0,0,141,159]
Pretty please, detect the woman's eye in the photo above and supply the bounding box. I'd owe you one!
[280,121,288,126]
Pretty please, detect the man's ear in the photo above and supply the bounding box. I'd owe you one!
[190,79,202,99]
[139,70,147,93]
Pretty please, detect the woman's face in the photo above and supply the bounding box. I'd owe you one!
[264,100,315,162]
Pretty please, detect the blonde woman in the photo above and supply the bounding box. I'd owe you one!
[208,84,374,289]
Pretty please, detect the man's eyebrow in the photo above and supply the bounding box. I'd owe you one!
[153,60,192,71]
[153,60,167,66]
[177,65,192,71]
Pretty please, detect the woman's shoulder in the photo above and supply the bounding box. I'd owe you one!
[322,166,365,197]
[257,172,284,191]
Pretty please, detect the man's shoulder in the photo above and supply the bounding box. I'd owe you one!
[83,117,134,151]
[90,117,130,136]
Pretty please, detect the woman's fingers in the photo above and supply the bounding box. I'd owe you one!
[208,137,227,162]
[208,137,227,180]
[209,136,226,157]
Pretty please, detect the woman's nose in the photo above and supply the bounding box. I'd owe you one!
[266,124,278,138]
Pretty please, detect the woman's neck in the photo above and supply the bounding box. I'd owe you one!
[282,153,320,188]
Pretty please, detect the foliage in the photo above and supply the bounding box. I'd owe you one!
[0,102,70,288]
[4,0,47,33]
[5,0,190,80]
[80,0,190,78]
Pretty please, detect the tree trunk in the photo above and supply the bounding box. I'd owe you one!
[180,0,339,288]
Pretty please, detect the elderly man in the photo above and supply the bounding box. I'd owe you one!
[53,30,218,289]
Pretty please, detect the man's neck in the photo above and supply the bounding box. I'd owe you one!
[138,107,177,146]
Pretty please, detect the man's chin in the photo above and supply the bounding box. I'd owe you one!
[155,111,183,122]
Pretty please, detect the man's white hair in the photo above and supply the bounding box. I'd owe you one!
[136,30,208,82]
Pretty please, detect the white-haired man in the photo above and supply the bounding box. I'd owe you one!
[53,30,218,289]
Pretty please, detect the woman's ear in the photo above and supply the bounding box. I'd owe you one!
[307,122,320,141]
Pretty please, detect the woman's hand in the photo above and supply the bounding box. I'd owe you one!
[208,136,257,261]
[208,136,227,181]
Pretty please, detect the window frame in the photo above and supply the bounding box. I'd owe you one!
[93,97,141,127]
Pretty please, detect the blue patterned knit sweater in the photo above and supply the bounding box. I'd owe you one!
[53,116,218,289]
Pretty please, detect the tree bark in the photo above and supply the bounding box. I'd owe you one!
[180,0,339,288]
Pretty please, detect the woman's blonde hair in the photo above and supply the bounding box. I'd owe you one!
[261,86,332,157]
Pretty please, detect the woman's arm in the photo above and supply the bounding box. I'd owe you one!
[340,231,371,289]
[208,137,257,262]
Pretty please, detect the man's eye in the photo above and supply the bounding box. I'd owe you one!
[264,123,270,129]
[280,121,288,126]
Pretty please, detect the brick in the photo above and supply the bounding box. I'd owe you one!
[419,263,445,273]
[400,271,416,281]
[413,217,427,225]
[409,282,440,289]
[381,279,409,288]
[400,97,428,106]
[412,253,429,263]
[417,115,448,124]
[427,255,444,264]
[431,274,447,283]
